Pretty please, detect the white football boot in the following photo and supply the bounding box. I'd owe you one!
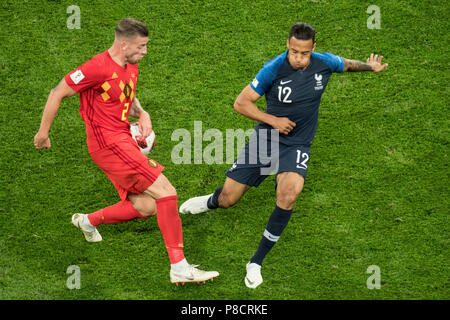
[170,264,219,285]
[245,262,263,288]
[71,213,102,242]
[179,193,213,214]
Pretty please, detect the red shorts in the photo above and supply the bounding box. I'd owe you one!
[89,135,164,201]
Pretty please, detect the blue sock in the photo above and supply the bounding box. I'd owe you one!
[207,186,223,209]
[250,205,292,266]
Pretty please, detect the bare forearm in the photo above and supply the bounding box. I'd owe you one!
[129,97,152,137]
[38,89,63,134]
[234,100,276,127]
[343,59,373,72]
[129,97,147,118]
[38,78,77,134]
[234,85,295,134]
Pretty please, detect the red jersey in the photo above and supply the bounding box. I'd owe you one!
[65,50,139,153]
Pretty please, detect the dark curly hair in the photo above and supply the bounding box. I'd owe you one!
[289,22,315,43]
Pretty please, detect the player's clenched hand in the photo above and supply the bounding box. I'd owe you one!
[271,117,296,135]
[138,111,152,139]
[34,131,51,149]
[366,53,388,72]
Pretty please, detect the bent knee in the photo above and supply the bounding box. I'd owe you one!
[163,184,177,197]
[276,196,297,210]
[130,196,157,217]
[156,174,177,198]
[138,205,156,218]
[276,189,302,210]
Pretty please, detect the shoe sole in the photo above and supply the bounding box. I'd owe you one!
[172,275,219,286]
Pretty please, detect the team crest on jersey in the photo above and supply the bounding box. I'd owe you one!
[123,83,132,99]
[314,73,323,91]
[148,159,158,168]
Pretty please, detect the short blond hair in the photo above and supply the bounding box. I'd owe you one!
[115,18,148,39]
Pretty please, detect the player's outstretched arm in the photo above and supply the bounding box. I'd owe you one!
[34,78,77,149]
[129,97,152,139]
[343,53,388,73]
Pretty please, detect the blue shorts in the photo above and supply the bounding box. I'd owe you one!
[225,130,311,187]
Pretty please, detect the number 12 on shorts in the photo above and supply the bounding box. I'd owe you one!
[296,149,309,169]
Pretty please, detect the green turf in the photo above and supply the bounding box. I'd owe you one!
[0,0,448,300]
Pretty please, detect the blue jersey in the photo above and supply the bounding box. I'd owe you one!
[250,51,344,146]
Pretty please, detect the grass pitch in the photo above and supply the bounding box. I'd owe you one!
[0,0,448,300]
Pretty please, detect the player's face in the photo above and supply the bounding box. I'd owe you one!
[286,37,316,70]
[123,36,149,64]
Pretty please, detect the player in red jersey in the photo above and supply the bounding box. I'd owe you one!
[34,18,218,285]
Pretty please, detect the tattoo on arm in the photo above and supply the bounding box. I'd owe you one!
[344,59,373,72]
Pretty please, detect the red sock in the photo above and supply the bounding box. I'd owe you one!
[87,199,147,226]
[156,195,185,264]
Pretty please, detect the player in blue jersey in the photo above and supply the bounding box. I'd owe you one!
[180,22,388,288]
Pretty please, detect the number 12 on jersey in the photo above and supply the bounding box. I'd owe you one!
[278,86,292,103]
